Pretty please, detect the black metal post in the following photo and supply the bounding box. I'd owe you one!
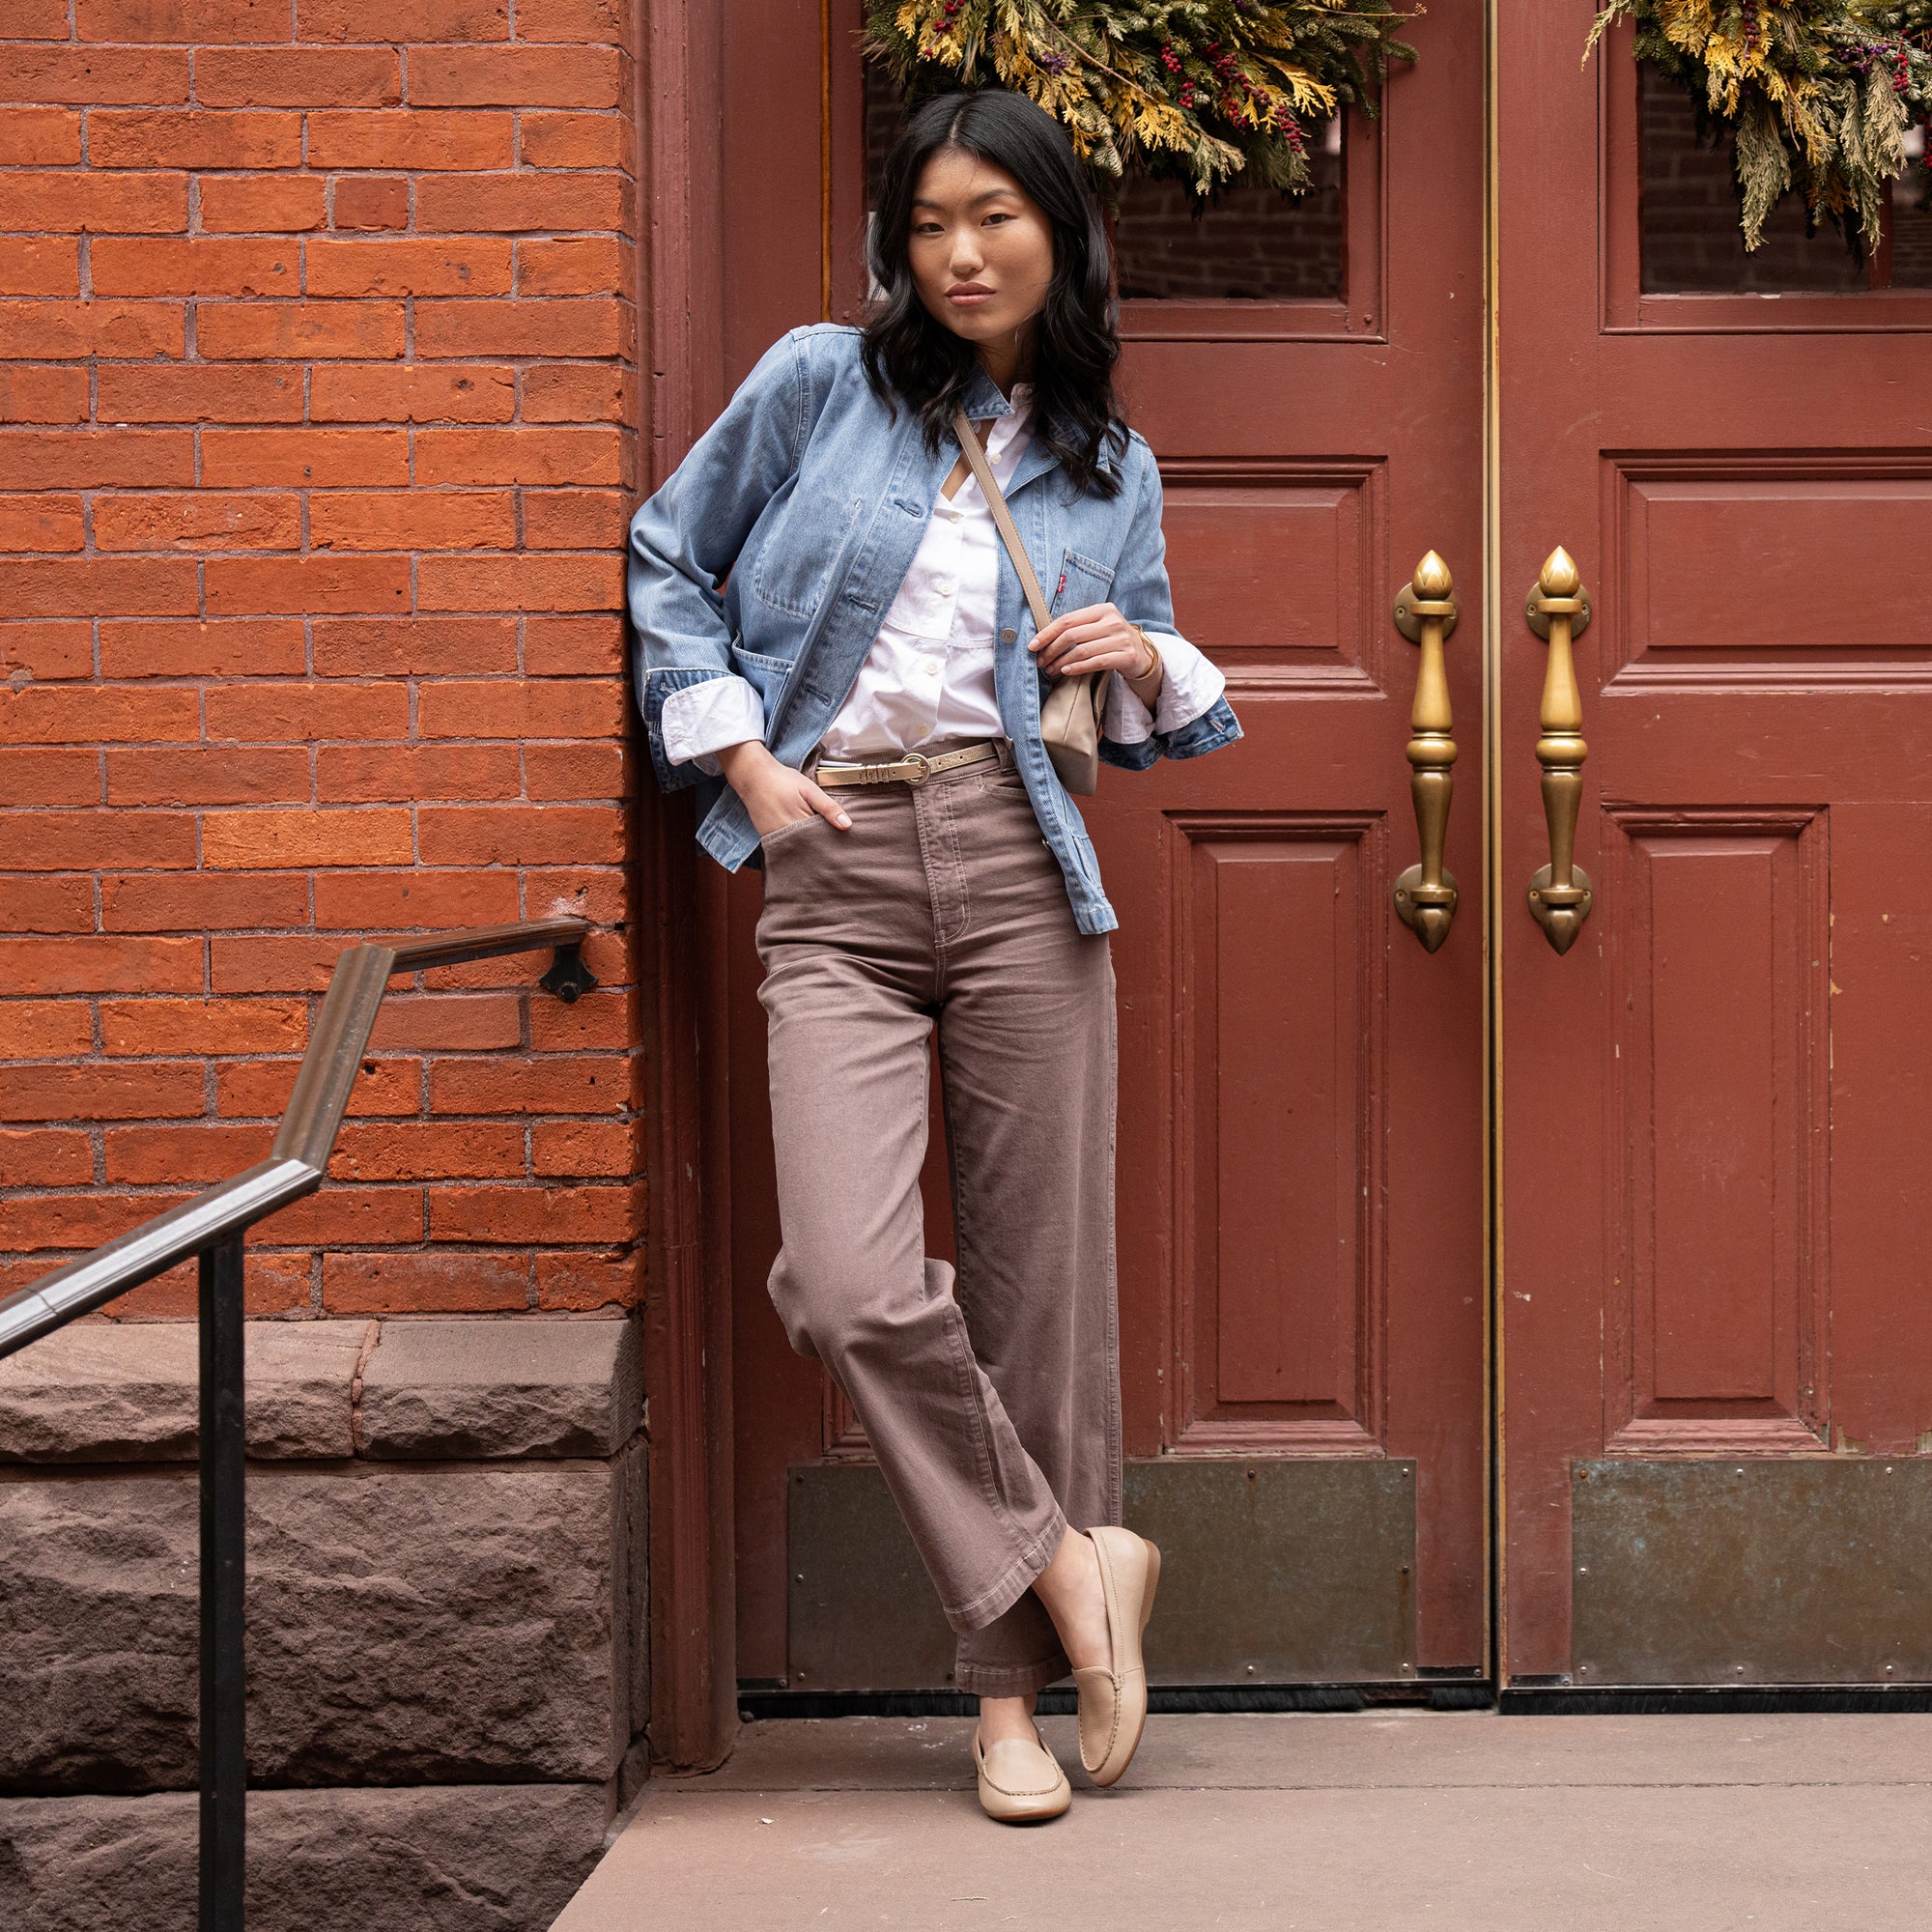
[198,1235,247,1930]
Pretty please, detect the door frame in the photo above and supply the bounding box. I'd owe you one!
[635,0,1517,1770]
[636,0,739,1774]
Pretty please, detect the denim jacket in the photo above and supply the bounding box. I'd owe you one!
[626,323,1243,936]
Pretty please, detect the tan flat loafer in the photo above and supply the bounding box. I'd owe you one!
[972,1722,1071,1824]
[1071,1524,1162,1787]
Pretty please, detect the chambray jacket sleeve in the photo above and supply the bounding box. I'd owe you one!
[1099,438,1245,773]
[627,329,808,793]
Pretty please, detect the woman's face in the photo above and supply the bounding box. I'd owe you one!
[906,146,1055,366]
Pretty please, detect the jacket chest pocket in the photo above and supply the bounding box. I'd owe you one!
[1048,549,1115,618]
[1036,549,1117,696]
[751,490,864,619]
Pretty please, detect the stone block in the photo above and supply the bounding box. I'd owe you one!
[358,1318,642,1461]
[0,1321,370,1464]
[0,1460,638,1793]
[243,1321,370,1459]
[0,1783,609,1932]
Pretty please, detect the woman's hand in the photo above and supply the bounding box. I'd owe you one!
[717,740,852,838]
[1030,602,1159,692]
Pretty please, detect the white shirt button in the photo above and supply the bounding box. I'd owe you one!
[935,579,953,595]
[923,659,940,676]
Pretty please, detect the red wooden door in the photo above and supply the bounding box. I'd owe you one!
[714,2,1490,1694]
[1496,11,1932,1690]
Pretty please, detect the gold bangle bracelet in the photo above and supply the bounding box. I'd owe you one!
[1129,625,1161,682]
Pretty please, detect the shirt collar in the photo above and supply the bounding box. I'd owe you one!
[992,382,1034,445]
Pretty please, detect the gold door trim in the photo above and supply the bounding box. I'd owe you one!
[1483,0,1506,1690]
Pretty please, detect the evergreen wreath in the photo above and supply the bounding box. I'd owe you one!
[1585,2,1932,253]
[862,1,1421,199]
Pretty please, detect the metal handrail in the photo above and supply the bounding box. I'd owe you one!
[0,918,596,1931]
[0,919,595,1360]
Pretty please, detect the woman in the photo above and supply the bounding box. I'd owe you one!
[628,88,1242,1823]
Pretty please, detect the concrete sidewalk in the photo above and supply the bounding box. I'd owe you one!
[554,1709,1932,1930]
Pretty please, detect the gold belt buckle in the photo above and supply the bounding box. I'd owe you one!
[899,752,932,786]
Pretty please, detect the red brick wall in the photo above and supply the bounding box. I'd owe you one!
[0,2,644,1321]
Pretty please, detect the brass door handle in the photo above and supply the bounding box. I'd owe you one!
[1524,546,1593,954]
[1392,552,1459,952]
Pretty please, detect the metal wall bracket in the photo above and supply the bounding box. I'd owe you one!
[541,943,598,1005]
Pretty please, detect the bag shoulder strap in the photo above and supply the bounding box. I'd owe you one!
[952,407,1051,634]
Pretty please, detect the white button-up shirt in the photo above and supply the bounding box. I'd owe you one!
[660,383,1226,775]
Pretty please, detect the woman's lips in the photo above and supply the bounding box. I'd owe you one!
[947,288,993,306]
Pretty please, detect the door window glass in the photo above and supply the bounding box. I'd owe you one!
[1639,61,1932,293]
[1895,127,1932,288]
[1113,116,1344,301]
[1639,61,1863,292]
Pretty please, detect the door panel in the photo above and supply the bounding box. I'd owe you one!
[718,0,1488,1691]
[1612,460,1932,672]
[1174,812,1383,1444]
[1497,6,1932,1686]
[1598,809,1828,1451]
[1156,460,1384,682]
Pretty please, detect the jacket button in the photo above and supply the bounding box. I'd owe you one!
[1001,628,1017,642]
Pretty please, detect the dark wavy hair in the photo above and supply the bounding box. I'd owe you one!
[861,88,1127,500]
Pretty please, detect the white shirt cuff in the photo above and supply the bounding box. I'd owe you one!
[660,674,766,778]
[1103,629,1226,745]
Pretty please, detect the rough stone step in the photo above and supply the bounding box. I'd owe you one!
[0,1315,642,1464]
[0,1784,609,1932]
[0,1451,646,1793]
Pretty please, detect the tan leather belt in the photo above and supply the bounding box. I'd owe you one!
[811,740,1002,788]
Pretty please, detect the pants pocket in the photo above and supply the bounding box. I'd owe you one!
[759,811,824,855]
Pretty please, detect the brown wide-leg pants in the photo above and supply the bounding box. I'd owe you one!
[753,736,1122,1698]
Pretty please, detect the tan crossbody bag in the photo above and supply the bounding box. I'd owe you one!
[952,407,1107,796]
